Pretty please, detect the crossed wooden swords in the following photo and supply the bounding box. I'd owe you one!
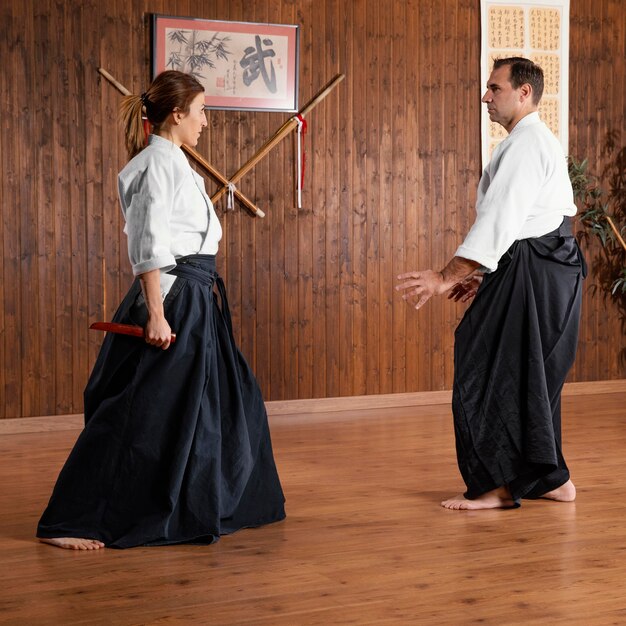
[99,68,344,218]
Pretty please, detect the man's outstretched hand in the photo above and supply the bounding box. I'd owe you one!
[395,270,448,310]
[396,257,481,310]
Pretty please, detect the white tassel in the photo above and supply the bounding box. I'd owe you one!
[226,182,236,210]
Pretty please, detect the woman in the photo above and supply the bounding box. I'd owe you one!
[37,70,286,549]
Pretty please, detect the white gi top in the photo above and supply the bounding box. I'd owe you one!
[456,112,576,272]
[118,134,222,296]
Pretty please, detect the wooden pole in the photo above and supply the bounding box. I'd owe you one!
[188,148,265,218]
[98,68,264,218]
[211,73,345,205]
[605,215,626,252]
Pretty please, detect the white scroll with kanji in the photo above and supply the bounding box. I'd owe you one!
[480,0,570,166]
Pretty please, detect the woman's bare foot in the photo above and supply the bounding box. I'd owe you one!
[39,537,105,550]
[539,479,576,502]
[441,486,518,510]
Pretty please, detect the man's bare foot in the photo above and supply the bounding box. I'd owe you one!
[39,537,105,550]
[441,486,518,510]
[539,479,576,502]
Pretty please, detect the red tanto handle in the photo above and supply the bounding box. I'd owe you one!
[89,322,177,343]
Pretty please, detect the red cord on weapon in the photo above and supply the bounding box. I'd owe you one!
[296,113,307,208]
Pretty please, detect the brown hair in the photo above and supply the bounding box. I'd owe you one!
[493,57,544,105]
[120,70,205,159]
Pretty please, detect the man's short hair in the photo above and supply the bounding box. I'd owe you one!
[493,57,544,105]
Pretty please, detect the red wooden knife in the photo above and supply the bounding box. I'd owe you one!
[89,322,177,343]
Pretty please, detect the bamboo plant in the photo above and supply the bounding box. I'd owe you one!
[568,149,626,298]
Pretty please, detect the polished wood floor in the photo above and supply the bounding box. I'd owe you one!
[1,390,625,625]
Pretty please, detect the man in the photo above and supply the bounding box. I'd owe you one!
[396,57,585,510]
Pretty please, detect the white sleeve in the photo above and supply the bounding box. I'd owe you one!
[122,157,177,276]
[455,136,548,272]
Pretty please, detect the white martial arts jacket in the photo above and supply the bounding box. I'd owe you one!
[118,134,222,296]
[456,112,576,272]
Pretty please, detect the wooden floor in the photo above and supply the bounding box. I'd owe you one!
[1,390,625,625]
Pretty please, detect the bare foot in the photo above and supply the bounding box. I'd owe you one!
[441,486,518,510]
[539,479,576,502]
[39,537,105,550]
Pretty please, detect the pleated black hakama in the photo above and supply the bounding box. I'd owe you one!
[452,221,586,502]
[37,255,285,547]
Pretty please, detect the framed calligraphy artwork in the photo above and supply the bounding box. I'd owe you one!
[152,15,299,112]
[479,0,570,166]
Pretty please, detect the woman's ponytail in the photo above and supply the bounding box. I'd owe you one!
[119,94,147,159]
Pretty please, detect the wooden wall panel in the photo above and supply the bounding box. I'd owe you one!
[568,0,626,382]
[1,0,624,418]
[2,2,21,418]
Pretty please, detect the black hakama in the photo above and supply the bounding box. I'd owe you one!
[452,220,586,502]
[37,255,285,547]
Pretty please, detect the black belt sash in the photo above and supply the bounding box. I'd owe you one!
[168,254,235,339]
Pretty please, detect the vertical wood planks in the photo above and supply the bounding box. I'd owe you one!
[1,0,624,418]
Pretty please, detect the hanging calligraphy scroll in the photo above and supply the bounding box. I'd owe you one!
[152,15,299,112]
[480,0,570,166]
